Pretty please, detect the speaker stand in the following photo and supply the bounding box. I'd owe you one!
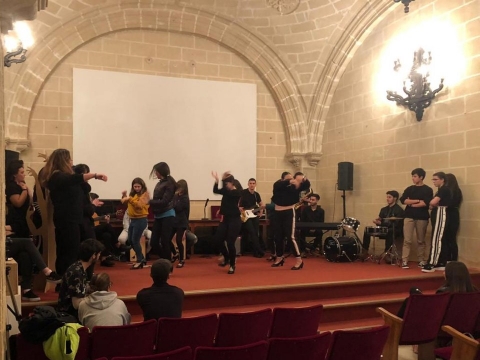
[341,190,347,236]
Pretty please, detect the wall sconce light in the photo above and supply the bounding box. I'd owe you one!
[386,48,444,121]
[394,0,414,13]
[3,22,34,67]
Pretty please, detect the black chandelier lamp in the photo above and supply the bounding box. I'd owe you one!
[3,22,33,67]
[386,48,444,121]
[4,45,27,67]
[394,0,414,13]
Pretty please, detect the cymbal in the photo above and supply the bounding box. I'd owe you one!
[383,216,403,220]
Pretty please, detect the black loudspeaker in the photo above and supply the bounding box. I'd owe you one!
[5,150,20,168]
[338,162,354,191]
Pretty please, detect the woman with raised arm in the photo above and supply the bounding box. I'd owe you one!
[212,171,242,275]
[121,178,150,269]
[41,148,107,275]
[149,162,176,260]
[171,179,190,268]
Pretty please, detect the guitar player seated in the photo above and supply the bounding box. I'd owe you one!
[90,193,121,267]
[298,194,325,255]
[238,178,266,258]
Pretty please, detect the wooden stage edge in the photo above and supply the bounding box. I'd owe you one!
[22,260,480,329]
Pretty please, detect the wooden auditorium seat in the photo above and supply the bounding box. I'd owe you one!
[90,319,157,359]
[194,341,268,360]
[269,304,323,338]
[156,314,218,353]
[436,325,480,360]
[267,333,331,360]
[376,292,451,360]
[325,325,390,360]
[111,346,193,360]
[215,309,272,347]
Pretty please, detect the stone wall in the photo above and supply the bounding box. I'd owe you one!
[318,0,480,267]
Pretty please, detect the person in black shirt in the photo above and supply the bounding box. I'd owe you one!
[137,259,184,320]
[41,149,108,275]
[422,172,453,273]
[171,179,190,268]
[6,160,31,238]
[271,171,311,270]
[298,194,325,254]
[149,162,176,261]
[58,239,104,320]
[6,160,63,301]
[400,168,433,269]
[361,190,404,263]
[212,171,242,274]
[444,173,463,262]
[239,178,265,258]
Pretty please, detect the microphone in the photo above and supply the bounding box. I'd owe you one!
[202,198,209,220]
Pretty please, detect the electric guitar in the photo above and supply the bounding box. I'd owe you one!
[240,207,262,223]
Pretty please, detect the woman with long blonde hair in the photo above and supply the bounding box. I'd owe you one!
[121,178,150,269]
[41,149,107,275]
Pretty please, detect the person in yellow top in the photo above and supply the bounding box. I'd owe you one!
[121,178,150,269]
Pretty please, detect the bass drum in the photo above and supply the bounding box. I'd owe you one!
[323,236,361,262]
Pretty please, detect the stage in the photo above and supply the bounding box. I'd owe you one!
[24,254,480,330]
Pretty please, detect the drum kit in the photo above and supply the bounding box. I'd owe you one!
[323,216,403,266]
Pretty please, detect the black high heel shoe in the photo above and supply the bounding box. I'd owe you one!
[271,258,285,267]
[228,266,235,274]
[131,262,144,270]
[266,255,277,262]
[291,261,304,270]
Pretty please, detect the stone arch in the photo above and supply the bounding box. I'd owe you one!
[306,0,396,157]
[6,1,307,155]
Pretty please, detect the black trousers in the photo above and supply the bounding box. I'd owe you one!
[54,222,82,276]
[273,209,300,258]
[8,238,48,290]
[241,217,264,255]
[216,216,242,267]
[443,208,460,261]
[299,229,323,251]
[151,216,175,260]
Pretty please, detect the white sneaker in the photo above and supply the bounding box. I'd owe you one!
[401,261,409,269]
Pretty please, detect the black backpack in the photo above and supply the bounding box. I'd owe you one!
[19,306,78,344]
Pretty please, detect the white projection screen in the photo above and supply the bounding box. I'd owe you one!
[73,69,257,200]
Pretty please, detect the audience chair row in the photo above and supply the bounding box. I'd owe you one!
[14,304,323,360]
[376,291,480,360]
[94,325,390,360]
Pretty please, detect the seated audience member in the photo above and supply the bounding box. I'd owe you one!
[5,232,62,301]
[298,194,325,255]
[136,259,184,321]
[78,272,131,331]
[397,261,478,318]
[58,239,105,320]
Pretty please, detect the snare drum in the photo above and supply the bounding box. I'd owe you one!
[341,217,361,232]
[323,236,361,262]
[365,226,388,236]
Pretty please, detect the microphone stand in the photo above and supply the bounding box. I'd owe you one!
[202,199,209,220]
